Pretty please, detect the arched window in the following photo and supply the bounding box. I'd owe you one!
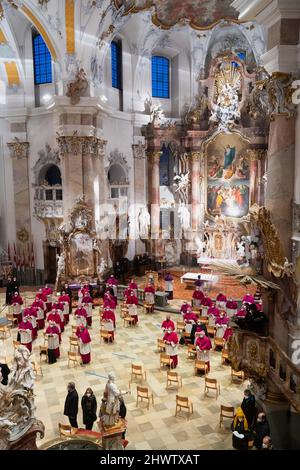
[108,164,128,199]
[32,33,52,85]
[111,40,122,90]
[152,56,170,99]
[45,165,62,186]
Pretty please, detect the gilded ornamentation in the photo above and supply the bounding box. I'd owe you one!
[183,93,209,127]
[66,68,88,105]
[17,227,29,243]
[0,346,44,449]
[249,71,295,120]
[56,134,107,157]
[7,138,29,160]
[249,204,294,278]
[69,194,93,232]
[209,62,241,132]
[247,340,258,361]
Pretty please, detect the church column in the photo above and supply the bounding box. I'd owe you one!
[133,142,147,253]
[147,151,161,240]
[7,139,31,241]
[248,149,267,206]
[190,151,201,231]
[93,139,107,207]
[56,136,84,222]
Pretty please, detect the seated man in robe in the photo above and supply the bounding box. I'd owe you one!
[126,291,139,324]
[216,292,227,309]
[215,311,229,338]
[163,328,179,368]
[11,291,23,323]
[200,295,213,316]
[226,298,238,317]
[128,279,138,297]
[195,330,212,371]
[18,316,33,352]
[207,304,220,317]
[183,308,198,335]
[42,284,53,297]
[101,308,115,341]
[106,274,118,297]
[192,286,204,308]
[144,283,155,306]
[180,301,192,316]
[45,320,60,363]
[161,314,175,332]
[123,287,133,302]
[76,324,92,364]
[36,288,47,303]
[103,291,117,309]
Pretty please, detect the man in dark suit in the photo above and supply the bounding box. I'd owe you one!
[64,382,79,428]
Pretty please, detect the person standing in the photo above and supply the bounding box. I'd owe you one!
[64,382,79,428]
[81,388,97,430]
[252,413,270,449]
[164,272,174,300]
[45,320,60,363]
[241,389,256,428]
[76,324,92,364]
[163,328,179,368]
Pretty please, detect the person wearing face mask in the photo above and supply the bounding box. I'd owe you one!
[64,382,79,428]
[17,316,33,352]
[241,389,256,428]
[81,388,97,430]
[252,413,270,449]
[262,435,272,450]
[163,328,179,368]
[231,407,250,450]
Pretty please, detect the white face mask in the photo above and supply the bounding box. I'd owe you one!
[86,393,91,397]
[262,443,268,449]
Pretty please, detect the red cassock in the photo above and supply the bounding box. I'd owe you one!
[223,326,233,342]
[76,327,91,363]
[102,309,116,328]
[47,312,62,342]
[75,307,88,327]
[236,309,246,318]
[195,335,212,371]
[107,277,118,286]
[161,319,175,331]
[183,312,198,323]
[52,303,65,332]
[58,294,71,324]
[45,325,60,359]
[43,287,53,296]
[18,321,33,352]
[216,293,227,302]
[226,300,238,309]
[192,290,204,300]
[180,303,192,314]
[11,294,23,305]
[104,294,117,308]
[208,306,220,317]
[11,295,23,323]
[201,297,213,307]
[144,286,155,294]
[23,308,38,339]
[163,331,179,368]
[36,292,47,303]
[242,294,255,304]
[31,299,45,330]
[129,282,138,290]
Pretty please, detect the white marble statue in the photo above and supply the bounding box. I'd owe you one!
[138,206,150,238]
[97,257,107,281]
[101,373,122,428]
[236,241,245,259]
[195,236,206,257]
[173,172,190,205]
[56,253,65,276]
[178,203,191,230]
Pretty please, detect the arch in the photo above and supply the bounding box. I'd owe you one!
[108,163,127,185]
[44,165,62,186]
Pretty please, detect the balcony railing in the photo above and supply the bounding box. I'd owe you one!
[34,186,63,219]
[229,327,300,412]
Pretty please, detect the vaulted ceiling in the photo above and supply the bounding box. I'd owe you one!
[114,0,239,29]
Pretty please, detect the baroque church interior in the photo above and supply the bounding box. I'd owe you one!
[0,0,300,452]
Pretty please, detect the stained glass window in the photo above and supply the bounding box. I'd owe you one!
[33,34,52,85]
[152,56,170,99]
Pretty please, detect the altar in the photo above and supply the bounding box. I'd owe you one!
[180,272,218,288]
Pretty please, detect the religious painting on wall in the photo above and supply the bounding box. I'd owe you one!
[206,132,250,218]
[69,232,94,276]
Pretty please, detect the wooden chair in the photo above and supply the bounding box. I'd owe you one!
[123,316,136,327]
[175,395,193,419]
[221,349,230,365]
[194,360,209,376]
[68,351,80,368]
[99,329,114,343]
[6,313,18,328]
[231,368,245,383]
[214,337,225,350]
[136,386,154,410]
[39,345,48,363]
[58,423,77,437]
[144,302,154,314]
[71,325,78,335]
[187,344,197,359]
[166,371,182,390]
[31,361,43,378]
[199,316,209,325]
[207,326,216,337]
[219,405,235,428]
[43,332,49,345]
[183,332,191,345]
[157,338,166,352]
[176,320,185,333]
[69,336,79,351]
[0,325,11,339]
[120,307,128,318]
[204,377,220,399]
[129,364,146,389]
[160,353,172,370]
[13,340,21,350]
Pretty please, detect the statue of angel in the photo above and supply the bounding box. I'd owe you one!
[97,258,107,282]
[56,253,65,276]
[178,203,191,230]
[138,206,150,238]
[195,236,206,257]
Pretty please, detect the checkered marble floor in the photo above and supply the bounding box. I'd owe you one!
[0,295,248,450]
